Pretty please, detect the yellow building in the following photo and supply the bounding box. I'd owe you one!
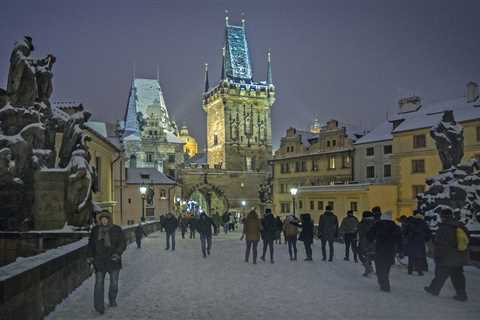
[272,120,354,216]
[178,125,198,158]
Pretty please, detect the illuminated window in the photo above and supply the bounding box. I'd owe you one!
[328,156,336,169]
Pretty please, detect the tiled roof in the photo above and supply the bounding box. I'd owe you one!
[224,23,252,82]
[126,168,176,185]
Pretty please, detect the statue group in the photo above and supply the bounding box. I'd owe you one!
[0,36,95,230]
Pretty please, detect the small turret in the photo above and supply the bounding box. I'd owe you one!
[267,49,273,86]
[204,63,209,93]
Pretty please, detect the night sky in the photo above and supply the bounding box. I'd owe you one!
[1,0,479,148]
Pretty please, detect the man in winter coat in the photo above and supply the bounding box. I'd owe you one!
[367,212,402,292]
[260,209,277,263]
[340,210,359,262]
[299,213,314,261]
[404,211,431,275]
[179,215,188,239]
[243,210,262,263]
[188,215,197,239]
[318,206,339,261]
[164,212,178,251]
[222,212,230,234]
[283,215,300,261]
[134,221,147,248]
[196,212,215,258]
[87,211,126,314]
[425,208,469,302]
[358,211,375,276]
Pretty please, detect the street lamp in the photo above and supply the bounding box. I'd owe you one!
[139,185,147,222]
[290,187,298,217]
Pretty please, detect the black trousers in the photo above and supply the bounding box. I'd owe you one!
[321,238,334,260]
[344,233,357,261]
[245,240,259,262]
[375,259,393,291]
[135,237,142,248]
[287,238,297,259]
[428,264,467,297]
[304,242,312,259]
[262,239,274,261]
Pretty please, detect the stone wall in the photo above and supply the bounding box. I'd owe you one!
[0,221,162,320]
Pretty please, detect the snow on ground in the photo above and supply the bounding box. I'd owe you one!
[47,231,480,320]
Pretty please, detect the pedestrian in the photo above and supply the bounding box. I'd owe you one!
[222,212,230,234]
[340,210,359,262]
[367,211,402,292]
[164,212,178,251]
[196,211,215,258]
[357,211,375,277]
[275,216,283,244]
[179,215,188,239]
[298,213,314,261]
[134,221,147,248]
[189,214,197,239]
[404,211,431,275]
[283,215,300,261]
[87,211,126,315]
[260,208,276,263]
[425,208,469,302]
[212,211,221,235]
[243,210,262,264]
[318,205,339,261]
[159,214,166,232]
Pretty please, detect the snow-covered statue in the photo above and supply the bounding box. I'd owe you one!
[146,185,155,206]
[258,177,273,204]
[431,110,464,170]
[418,111,480,234]
[58,110,91,168]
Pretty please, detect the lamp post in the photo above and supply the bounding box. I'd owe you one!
[139,185,147,222]
[290,187,298,217]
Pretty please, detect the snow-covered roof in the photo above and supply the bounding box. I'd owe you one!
[225,23,252,82]
[165,131,183,144]
[126,168,176,184]
[185,152,207,165]
[86,121,107,138]
[354,121,393,145]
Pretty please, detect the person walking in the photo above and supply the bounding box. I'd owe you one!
[357,211,376,277]
[340,210,359,262]
[284,215,300,261]
[298,213,314,261]
[404,211,431,275]
[243,210,262,264]
[222,212,230,234]
[318,205,339,261]
[179,215,188,239]
[367,211,402,292]
[425,208,469,302]
[134,221,147,248]
[164,212,178,251]
[87,211,126,315]
[260,209,277,263]
[196,212,215,258]
[212,211,221,235]
[188,214,197,239]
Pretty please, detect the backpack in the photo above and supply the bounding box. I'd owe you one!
[456,227,469,251]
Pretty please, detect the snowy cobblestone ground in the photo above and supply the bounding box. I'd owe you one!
[47,231,480,320]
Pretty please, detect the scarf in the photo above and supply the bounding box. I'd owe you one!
[98,225,112,248]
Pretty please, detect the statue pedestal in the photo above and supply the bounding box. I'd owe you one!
[32,169,68,230]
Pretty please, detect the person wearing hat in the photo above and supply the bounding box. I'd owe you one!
[357,211,376,276]
[425,208,469,302]
[87,211,126,314]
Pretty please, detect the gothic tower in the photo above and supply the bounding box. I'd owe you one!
[202,16,276,171]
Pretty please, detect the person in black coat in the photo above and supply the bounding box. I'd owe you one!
[164,212,178,251]
[318,206,339,261]
[358,211,375,276]
[87,211,126,314]
[260,209,277,263]
[196,212,215,258]
[134,222,147,248]
[298,213,314,261]
[367,212,402,292]
[404,211,431,275]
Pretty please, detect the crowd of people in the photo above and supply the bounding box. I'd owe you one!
[85,205,471,315]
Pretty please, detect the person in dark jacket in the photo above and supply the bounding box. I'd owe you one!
[425,208,469,302]
[196,212,215,258]
[159,214,166,232]
[284,215,300,261]
[134,222,147,248]
[243,210,262,264]
[164,212,178,250]
[340,210,359,262]
[260,209,277,263]
[179,215,188,239]
[318,206,339,261]
[87,211,126,314]
[404,211,431,275]
[188,214,197,239]
[358,211,375,276]
[298,213,314,261]
[367,213,402,292]
[222,212,230,234]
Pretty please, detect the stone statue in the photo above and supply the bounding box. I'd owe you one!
[258,177,272,204]
[430,110,464,170]
[7,36,37,106]
[35,54,56,103]
[58,110,92,168]
[146,185,155,206]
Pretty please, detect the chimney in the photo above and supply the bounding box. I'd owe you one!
[466,81,479,103]
[398,96,421,113]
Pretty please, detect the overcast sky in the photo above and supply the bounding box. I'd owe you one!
[1,0,479,148]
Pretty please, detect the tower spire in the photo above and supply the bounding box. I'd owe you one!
[267,49,273,86]
[225,10,229,26]
[204,63,209,93]
[221,47,226,80]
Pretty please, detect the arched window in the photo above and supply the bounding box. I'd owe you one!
[129,154,137,168]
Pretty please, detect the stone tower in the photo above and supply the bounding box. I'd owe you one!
[202,16,276,171]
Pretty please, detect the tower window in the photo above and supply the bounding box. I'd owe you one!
[213,134,218,145]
